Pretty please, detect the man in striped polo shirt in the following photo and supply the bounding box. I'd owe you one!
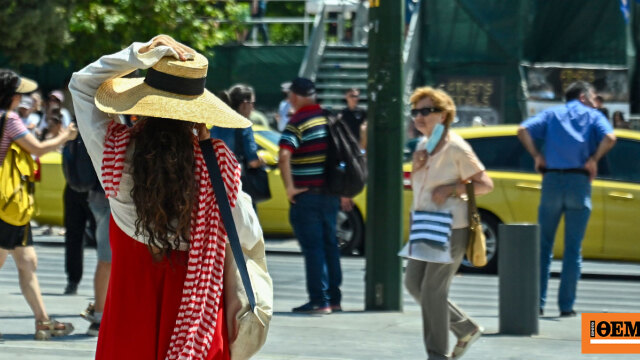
[279,77,342,314]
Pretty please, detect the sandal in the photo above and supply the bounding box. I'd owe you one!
[34,319,74,340]
[451,327,482,359]
[80,302,97,323]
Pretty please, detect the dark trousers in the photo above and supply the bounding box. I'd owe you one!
[63,185,94,285]
[247,6,269,43]
[289,192,342,306]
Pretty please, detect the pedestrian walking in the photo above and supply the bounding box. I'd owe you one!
[279,77,342,314]
[403,86,493,360]
[69,35,265,359]
[81,186,111,336]
[518,81,616,317]
[0,69,77,340]
[62,127,111,333]
[340,88,367,146]
[61,124,98,296]
[276,82,292,132]
[211,85,261,171]
[246,0,269,44]
[211,84,268,206]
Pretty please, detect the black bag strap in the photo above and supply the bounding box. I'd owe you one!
[199,139,256,311]
[234,128,246,164]
[0,112,7,141]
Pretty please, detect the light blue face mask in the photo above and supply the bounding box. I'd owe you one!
[425,123,445,154]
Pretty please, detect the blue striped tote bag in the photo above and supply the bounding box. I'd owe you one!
[398,210,453,264]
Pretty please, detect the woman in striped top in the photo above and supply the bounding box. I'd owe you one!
[0,69,77,340]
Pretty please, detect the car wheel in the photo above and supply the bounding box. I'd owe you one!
[336,208,365,256]
[460,210,500,273]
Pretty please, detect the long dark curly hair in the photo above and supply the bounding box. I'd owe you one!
[130,117,197,257]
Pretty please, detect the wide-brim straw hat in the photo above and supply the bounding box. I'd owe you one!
[95,52,250,128]
[16,76,38,94]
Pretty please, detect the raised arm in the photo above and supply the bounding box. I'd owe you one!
[68,35,188,176]
[14,125,77,157]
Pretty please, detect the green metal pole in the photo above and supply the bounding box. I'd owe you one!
[365,0,404,311]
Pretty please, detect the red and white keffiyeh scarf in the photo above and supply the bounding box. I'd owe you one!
[102,121,241,359]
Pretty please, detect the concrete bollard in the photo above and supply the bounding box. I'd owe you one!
[498,223,540,335]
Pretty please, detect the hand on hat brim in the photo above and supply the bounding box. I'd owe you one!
[140,35,195,61]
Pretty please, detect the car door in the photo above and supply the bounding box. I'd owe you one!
[467,135,541,223]
[599,137,640,260]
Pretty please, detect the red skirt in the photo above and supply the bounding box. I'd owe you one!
[96,216,230,360]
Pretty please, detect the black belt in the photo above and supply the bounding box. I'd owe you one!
[542,168,589,176]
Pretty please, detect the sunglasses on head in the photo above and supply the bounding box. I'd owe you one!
[411,107,442,117]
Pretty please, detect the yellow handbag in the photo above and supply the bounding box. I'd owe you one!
[465,182,487,267]
[0,113,36,226]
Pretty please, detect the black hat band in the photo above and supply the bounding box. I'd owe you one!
[144,67,206,96]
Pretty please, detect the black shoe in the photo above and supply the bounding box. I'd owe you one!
[560,310,577,317]
[330,304,343,312]
[292,302,331,314]
[86,322,100,337]
[64,282,78,295]
[539,308,544,316]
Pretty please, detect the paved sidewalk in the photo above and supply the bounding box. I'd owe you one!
[2,240,639,359]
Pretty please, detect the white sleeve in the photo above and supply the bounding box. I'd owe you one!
[231,191,263,252]
[68,40,179,177]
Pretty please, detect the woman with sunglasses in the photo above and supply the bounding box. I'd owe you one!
[211,84,261,170]
[211,84,264,206]
[403,86,493,360]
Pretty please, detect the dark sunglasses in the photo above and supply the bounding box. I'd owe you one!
[411,107,442,117]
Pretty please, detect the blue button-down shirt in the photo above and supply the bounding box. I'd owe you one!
[210,126,259,163]
[522,100,613,169]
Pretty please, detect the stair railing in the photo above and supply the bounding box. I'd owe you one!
[403,0,422,118]
[353,0,369,46]
[299,4,327,81]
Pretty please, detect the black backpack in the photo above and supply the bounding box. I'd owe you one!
[62,132,100,193]
[324,110,367,197]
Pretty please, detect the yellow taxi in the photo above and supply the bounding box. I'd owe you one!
[449,125,640,272]
[33,125,640,273]
[254,124,640,273]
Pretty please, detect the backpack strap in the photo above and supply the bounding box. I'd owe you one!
[199,139,257,312]
[0,112,7,141]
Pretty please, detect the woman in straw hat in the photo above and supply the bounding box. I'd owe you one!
[0,70,77,340]
[69,35,263,359]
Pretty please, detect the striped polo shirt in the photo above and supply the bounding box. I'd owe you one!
[279,104,328,188]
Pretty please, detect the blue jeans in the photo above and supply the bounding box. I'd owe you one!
[538,173,591,312]
[88,192,112,263]
[290,192,341,306]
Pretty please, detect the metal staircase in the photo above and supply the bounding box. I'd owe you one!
[315,46,369,111]
[299,1,422,114]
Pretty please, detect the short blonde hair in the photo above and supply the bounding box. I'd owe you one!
[409,86,456,127]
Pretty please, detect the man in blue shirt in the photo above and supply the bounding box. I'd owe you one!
[518,81,616,317]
